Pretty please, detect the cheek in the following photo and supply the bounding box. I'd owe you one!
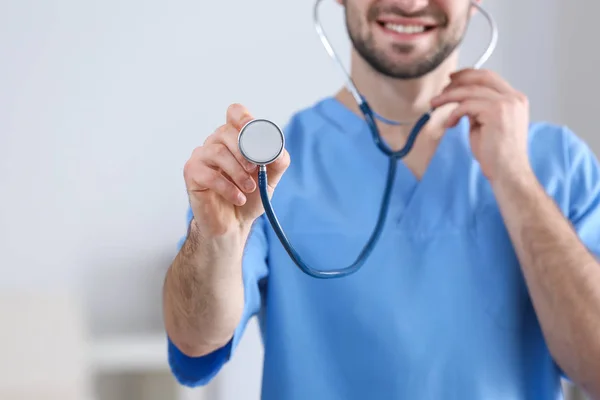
[438,0,473,22]
[346,3,370,36]
[445,7,471,39]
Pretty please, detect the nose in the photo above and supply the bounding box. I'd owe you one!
[394,0,429,13]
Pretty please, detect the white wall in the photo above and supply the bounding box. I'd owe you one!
[0,0,597,399]
[555,1,600,139]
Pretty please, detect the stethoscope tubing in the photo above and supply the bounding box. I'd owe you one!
[258,157,397,278]
[251,0,498,279]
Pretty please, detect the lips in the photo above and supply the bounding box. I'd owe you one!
[383,23,428,34]
[376,16,438,35]
[375,17,438,40]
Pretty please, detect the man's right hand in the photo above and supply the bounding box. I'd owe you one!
[164,104,290,358]
[184,103,291,238]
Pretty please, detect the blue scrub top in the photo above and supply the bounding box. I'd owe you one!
[168,97,600,399]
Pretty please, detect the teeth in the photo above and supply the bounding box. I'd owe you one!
[385,23,426,34]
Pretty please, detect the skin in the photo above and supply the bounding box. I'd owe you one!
[433,71,600,398]
[163,0,600,396]
[163,106,291,356]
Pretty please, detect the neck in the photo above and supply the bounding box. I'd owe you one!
[335,51,459,144]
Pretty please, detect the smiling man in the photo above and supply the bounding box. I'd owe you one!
[163,1,600,399]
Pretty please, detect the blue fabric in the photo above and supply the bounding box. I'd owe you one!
[168,97,600,399]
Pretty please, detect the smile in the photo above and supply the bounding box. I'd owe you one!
[375,17,438,39]
[383,23,428,34]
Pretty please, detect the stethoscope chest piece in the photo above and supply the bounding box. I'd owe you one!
[238,119,285,166]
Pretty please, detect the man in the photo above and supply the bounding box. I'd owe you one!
[162,0,600,398]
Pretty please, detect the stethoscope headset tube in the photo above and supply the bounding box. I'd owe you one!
[238,0,498,279]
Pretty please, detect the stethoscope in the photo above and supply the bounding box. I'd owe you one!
[237,0,499,279]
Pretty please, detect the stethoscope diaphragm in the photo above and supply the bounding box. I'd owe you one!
[238,119,285,166]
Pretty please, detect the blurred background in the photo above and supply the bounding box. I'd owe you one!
[0,0,596,399]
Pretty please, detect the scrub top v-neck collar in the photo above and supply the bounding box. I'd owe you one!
[316,96,471,236]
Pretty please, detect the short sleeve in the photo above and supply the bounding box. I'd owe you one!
[565,128,600,259]
[551,128,600,382]
[168,208,270,387]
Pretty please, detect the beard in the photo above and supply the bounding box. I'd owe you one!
[344,1,470,79]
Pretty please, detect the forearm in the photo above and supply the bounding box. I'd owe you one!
[492,170,600,396]
[163,219,247,357]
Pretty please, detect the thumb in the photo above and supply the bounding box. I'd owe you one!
[226,103,254,131]
[265,148,291,189]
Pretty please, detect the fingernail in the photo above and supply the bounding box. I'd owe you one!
[244,179,255,191]
[237,192,247,205]
[228,104,253,128]
[246,162,257,172]
[230,104,246,119]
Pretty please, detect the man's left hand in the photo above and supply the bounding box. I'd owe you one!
[431,69,531,184]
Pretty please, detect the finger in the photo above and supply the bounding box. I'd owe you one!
[265,148,291,189]
[448,69,515,94]
[226,103,255,131]
[431,85,501,108]
[202,143,256,193]
[189,164,247,206]
[207,124,257,173]
[445,99,491,128]
[219,103,258,172]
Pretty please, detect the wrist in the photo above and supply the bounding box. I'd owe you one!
[186,218,249,266]
[490,164,542,206]
[489,159,536,190]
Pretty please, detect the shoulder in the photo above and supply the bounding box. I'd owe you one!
[283,98,331,132]
[527,121,597,177]
[280,97,352,151]
[527,121,600,212]
[527,121,569,164]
